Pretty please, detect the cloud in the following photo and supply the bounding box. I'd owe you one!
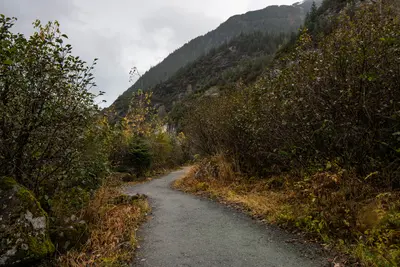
[0,0,76,25]
[0,0,296,106]
[141,6,220,47]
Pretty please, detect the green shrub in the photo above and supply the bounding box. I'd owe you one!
[127,138,152,176]
[0,16,109,197]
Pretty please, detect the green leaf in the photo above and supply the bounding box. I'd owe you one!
[326,161,332,170]
[3,59,13,65]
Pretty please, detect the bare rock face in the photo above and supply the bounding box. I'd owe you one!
[0,177,54,266]
[204,86,220,97]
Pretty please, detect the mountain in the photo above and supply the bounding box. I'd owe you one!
[152,31,294,128]
[111,0,321,116]
[154,32,290,105]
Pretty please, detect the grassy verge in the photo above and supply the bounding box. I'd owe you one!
[56,174,150,267]
[173,157,400,267]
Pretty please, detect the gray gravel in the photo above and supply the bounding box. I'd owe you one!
[125,168,331,267]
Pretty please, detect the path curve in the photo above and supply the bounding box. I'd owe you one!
[125,168,330,267]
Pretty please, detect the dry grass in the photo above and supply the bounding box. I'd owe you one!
[173,166,292,222]
[173,156,400,267]
[57,175,150,267]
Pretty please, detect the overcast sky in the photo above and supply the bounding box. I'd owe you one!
[1,0,296,106]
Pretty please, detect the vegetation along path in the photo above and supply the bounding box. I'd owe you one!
[124,168,331,267]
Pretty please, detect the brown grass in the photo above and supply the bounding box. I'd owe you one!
[173,156,400,267]
[57,175,150,267]
[173,166,292,222]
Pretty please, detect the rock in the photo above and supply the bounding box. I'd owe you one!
[186,84,193,95]
[204,86,220,97]
[0,177,54,266]
[157,105,167,118]
[49,188,90,252]
[50,220,88,252]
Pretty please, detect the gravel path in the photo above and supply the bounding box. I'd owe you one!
[125,168,331,267]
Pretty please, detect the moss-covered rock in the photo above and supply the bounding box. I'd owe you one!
[0,177,55,265]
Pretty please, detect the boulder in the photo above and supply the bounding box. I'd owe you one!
[0,177,54,266]
[50,218,88,252]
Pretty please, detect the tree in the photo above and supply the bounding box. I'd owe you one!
[0,16,102,194]
[305,1,318,34]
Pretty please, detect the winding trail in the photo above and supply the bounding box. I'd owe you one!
[124,168,330,267]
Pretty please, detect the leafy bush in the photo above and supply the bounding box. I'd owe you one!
[0,16,109,197]
[0,15,118,264]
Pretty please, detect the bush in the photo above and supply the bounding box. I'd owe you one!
[0,15,113,264]
[127,138,152,176]
[184,2,400,188]
[0,16,108,197]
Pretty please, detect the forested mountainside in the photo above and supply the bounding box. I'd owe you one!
[151,31,293,125]
[111,0,321,116]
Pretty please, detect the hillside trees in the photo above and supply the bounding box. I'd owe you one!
[305,1,318,34]
[184,1,400,187]
[153,31,291,132]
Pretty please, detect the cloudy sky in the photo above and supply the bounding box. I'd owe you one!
[1,0,295,106]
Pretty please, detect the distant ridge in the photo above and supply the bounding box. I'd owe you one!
[111,0,319,116]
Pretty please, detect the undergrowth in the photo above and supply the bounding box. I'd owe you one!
[56,174,150,267]
[173,156,400,267]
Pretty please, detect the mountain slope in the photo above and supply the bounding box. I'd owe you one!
[153,32,290,107]
[112,0,320,116]
[149,31,293,129]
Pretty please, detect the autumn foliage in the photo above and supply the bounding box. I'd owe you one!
[185,2,400,188]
